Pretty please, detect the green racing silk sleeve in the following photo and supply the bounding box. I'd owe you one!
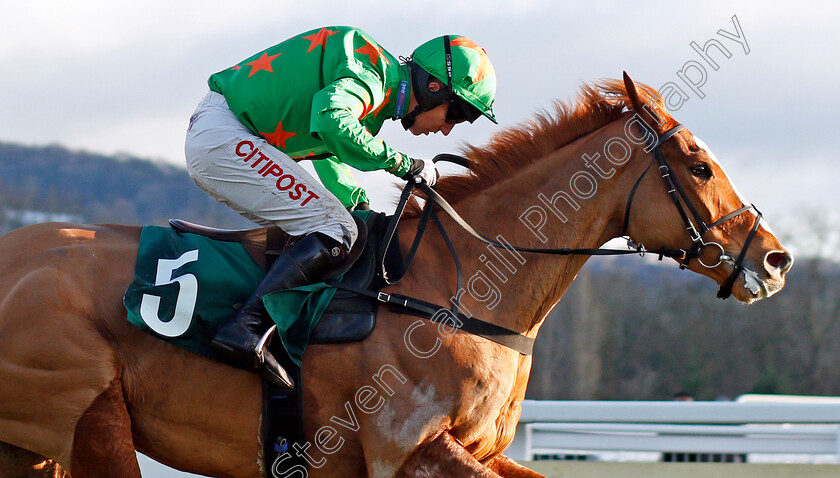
[311,155,370,208]
[310,78,412,178]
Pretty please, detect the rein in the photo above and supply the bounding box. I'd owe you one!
[424,125,763,300]
[331,122,763,355]
[327,176,536,355]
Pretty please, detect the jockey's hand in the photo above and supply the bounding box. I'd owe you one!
[402,158,439,186]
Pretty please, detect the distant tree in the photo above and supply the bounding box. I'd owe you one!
[528,251,840,400]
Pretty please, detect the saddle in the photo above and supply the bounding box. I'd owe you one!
[168,211,402,347]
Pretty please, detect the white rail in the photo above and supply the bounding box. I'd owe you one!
[507,397,840,463]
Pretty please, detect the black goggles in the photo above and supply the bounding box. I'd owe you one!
[445,96,482,124]
[440,35,482,125]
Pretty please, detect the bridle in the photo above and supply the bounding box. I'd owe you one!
[328,120,766,356]
[620,122,764,299]
[393,121,763,300]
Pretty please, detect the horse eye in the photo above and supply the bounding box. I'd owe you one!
[690,163,712,179]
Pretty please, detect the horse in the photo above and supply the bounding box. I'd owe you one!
[0,74,792,477]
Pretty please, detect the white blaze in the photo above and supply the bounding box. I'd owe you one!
[691,135,775,235]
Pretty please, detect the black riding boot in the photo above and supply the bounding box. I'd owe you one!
[211,232,346,388]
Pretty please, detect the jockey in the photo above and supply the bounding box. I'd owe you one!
[184,26,497,387]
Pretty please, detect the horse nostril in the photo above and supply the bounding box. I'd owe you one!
[765,251,793,274]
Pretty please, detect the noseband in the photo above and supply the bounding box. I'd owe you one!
[621,123,764,299]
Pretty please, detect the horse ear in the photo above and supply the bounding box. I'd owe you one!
[623,71,646,114]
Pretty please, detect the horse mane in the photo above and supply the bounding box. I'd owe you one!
[404,78,676,215]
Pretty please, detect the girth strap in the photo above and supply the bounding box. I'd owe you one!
[323,279,535,355]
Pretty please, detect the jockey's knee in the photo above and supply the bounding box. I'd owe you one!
[314,219,357,251]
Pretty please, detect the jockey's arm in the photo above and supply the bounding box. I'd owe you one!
[311,155,370,209]
[310,78,412,178]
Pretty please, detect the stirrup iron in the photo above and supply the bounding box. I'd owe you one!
[255,324,277,364]
[255,325,295,389]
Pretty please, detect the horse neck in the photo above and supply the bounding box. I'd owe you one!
[402,116,649,338]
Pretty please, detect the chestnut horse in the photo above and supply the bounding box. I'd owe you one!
[0,75,792,477]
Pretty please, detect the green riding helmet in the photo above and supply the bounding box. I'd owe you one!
[402,35,497,128]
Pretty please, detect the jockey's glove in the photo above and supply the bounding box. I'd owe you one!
[402,158,439,186]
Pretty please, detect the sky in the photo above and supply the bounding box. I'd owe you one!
[1,1,837,475]
[2,1,839,260]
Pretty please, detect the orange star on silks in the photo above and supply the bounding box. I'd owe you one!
[354,38,390,67]
[358,89,376,118]
[302,27,339,53]
[450,37,494,84]
[260,120,297,149]
[292,151,317,160]
[245,51,282,78]
[368,88,392,119]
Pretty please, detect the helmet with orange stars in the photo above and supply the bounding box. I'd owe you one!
[401,35,497,129]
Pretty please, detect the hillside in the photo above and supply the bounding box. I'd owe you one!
[0,142,252,233]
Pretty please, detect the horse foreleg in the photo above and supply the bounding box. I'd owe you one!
[396,432,502,478]
[69,376,141,478]
[0,441,69,478]
[485,454,545,478]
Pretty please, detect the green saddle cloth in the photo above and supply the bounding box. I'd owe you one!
[123,225,348,366]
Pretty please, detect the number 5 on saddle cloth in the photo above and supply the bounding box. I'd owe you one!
[123,210,394,367]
